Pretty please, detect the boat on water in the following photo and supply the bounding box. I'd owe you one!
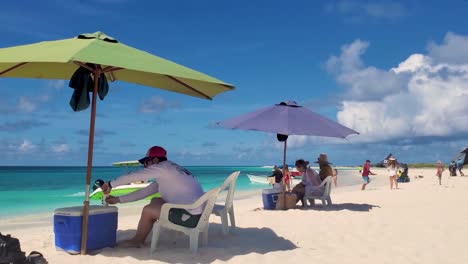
[89,160,160,200]
[246,174,302,185]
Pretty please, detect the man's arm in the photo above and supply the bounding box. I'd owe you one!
[115,182,160,203]
[110,166,161,188]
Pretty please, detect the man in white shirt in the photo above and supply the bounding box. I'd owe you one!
[101,146,204,248]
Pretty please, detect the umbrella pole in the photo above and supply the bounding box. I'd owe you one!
[80,67,101,255]
[281,139,287,209]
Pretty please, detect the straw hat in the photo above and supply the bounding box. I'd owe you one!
[315,154,332,165]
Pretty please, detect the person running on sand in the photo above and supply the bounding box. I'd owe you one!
[387,157,398,190]
[101,146,204,248]
[436,160,443,185]
[361,160,376,191]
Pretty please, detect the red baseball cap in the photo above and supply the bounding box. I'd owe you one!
[138,146,167,164]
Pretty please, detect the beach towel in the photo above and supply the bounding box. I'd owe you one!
[69,63,109,111]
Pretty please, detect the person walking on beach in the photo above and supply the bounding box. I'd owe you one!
[361,160,376,191]
[387,157,398,190]
[292,159,322,206]
[101,146,204,248]
[436,160,443,185]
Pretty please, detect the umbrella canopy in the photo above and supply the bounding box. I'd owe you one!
[0,31,234,254]
[218,100,359,178]
[0,31,233,99]
[219,101,358,138]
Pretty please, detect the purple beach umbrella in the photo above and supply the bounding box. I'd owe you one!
[218,100,359,174]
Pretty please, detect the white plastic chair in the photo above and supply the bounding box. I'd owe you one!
[303,176,333,207]
[211,171,240,235]
[150,187,221,255]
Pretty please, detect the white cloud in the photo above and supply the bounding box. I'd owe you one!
[139,96,179,114]
[19,140,36,152]
[330,32,468,144]
[325,0,406,20]
[47,80,65,89]
[17,97,36,113]
[326,40,409,100]
[52,144,70,153]
[428,32,468,64]
[17,95,50,113]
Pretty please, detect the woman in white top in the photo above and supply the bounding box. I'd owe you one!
[387,157,398,190]
[292,159,322,206]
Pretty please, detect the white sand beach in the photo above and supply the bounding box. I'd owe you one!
[1,168,467,264]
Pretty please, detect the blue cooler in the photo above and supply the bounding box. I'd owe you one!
[262,188,281,210]
[54,205,118,253]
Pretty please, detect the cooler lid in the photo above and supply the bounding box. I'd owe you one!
[262,188,281,194]
[54,205,118,216]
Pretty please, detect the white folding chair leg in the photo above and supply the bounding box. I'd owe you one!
[221,213,229,235]
[229,207,236,228]
[150,223,161,256]
[201,225,209,246]
[189,231,200,253]
[220,212,229,235]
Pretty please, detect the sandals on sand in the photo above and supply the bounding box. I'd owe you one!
[26,251,48,264]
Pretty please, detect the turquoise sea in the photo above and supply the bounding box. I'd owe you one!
[0,166,361,218]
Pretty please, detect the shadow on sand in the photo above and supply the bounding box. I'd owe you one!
[97,223,297,263]
[303,203,380,212]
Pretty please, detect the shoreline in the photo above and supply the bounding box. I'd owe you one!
[0,167,434,227]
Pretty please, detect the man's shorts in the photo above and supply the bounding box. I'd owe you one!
[168,208,202,228]
[362,176,370,184]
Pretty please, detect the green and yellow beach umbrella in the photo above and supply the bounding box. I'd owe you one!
[0,31,234,254]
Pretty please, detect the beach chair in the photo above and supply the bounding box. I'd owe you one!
[303,176,333,207]
[150,187,221,255]
[211,171,240,235]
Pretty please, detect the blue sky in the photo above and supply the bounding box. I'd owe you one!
[1,0,467,166]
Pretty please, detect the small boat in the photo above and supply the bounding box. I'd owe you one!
[89,160,160,200]
[246,174,302,185]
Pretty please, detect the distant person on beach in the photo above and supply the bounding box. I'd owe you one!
[456,158,464,176]
[270,165,284,185]
[316,154,334,181]
[283,166,292,192]
[436,160,443,185]
[387,157,398,190]
[333,168,338,187]
[449,161,457,176]
[292,159,322,206]
[361,160,376,191]
[100,146,204,248]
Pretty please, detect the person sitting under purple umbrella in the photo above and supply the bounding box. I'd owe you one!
[316,154,334,181]
[292,159,323,206]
